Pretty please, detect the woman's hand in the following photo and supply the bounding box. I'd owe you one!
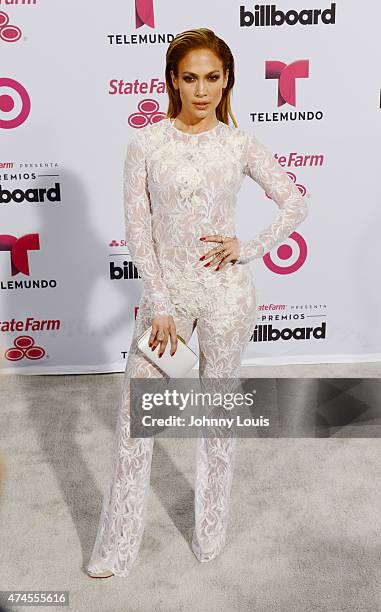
[199,234,240,270]
[148,315,178,357]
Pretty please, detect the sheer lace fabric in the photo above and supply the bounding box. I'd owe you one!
[123,117,308,318]
[87,117,308,577]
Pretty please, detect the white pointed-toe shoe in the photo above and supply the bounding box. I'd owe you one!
[87,569,114,578]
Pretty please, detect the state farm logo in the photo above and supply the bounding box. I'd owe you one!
[240,3,336,27]
[265,60,309,107]
[0,77,31,129]
[135,0,154,28]
[0,233,39,276]
[128,98,165,128]
[4,335,46,361]
[0,11,22,42]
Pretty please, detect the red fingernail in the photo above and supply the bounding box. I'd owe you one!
[199,255,205,261]
[199,237,205,240]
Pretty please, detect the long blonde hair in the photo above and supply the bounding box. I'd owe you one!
[165,28,238,128]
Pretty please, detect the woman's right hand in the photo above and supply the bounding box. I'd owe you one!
[148,315,178,357]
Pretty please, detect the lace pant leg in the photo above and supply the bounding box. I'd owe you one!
[191,266,257,562]
[87,296,196,578]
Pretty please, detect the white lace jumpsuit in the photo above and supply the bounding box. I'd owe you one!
[87,117,308,577]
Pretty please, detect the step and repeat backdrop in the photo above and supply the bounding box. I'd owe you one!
[2,1,380,373]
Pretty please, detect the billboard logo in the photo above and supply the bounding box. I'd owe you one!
[240,4,336,27]
[0,233,40,276]
[0,11,22,42]
[265,60,309,107]
[135,0,154,28]
[0,77,31,128]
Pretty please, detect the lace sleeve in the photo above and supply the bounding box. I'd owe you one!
[123,131,176,317]
[237,132,309,264]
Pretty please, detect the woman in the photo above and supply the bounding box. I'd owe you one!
[87,28,308,578]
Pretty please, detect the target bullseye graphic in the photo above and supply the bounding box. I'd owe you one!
[0,77,31,129]
[263,231,307,274]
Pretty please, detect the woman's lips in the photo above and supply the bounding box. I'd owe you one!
[193,103,209,108]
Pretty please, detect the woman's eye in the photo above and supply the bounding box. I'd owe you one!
[183,75,219,82]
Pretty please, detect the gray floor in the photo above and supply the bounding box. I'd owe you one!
[0,361,380,612]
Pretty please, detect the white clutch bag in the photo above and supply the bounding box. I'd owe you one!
[137,326,199,377]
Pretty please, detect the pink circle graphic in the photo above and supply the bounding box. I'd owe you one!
[0,77,31,129]
[0,11,8,26]
[14,335,34,349]
[1,25,22,42]
[5,347,24,361]
[0,12,21,42]
[25,346,45,359]
[128,113,150,128]
[0,94,14,112]
[263,231,307,274]
[138,98,159,114]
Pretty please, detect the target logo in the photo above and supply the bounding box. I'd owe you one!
[263,172,308,274]
[0,77,31,129]
[263,230,307,275]
[265,59,309,107]
[135,0,155,28]
[4,335,46,361]
[0,11,22,42]
[128,98,165,129]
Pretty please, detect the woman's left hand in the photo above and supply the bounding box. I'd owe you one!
[199,234,240,270]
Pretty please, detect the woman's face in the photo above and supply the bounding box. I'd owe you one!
[170,48,229,121]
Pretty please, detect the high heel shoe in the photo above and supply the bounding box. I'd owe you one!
[191,529,225,563]
[87,569,114,578]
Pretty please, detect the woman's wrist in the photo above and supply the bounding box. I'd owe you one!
[151,299,176,318]
[236,239,267,264]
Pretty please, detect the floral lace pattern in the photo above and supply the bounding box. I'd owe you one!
[87,270,257,577]
[123,117,308,317]
[86,117,309,577]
